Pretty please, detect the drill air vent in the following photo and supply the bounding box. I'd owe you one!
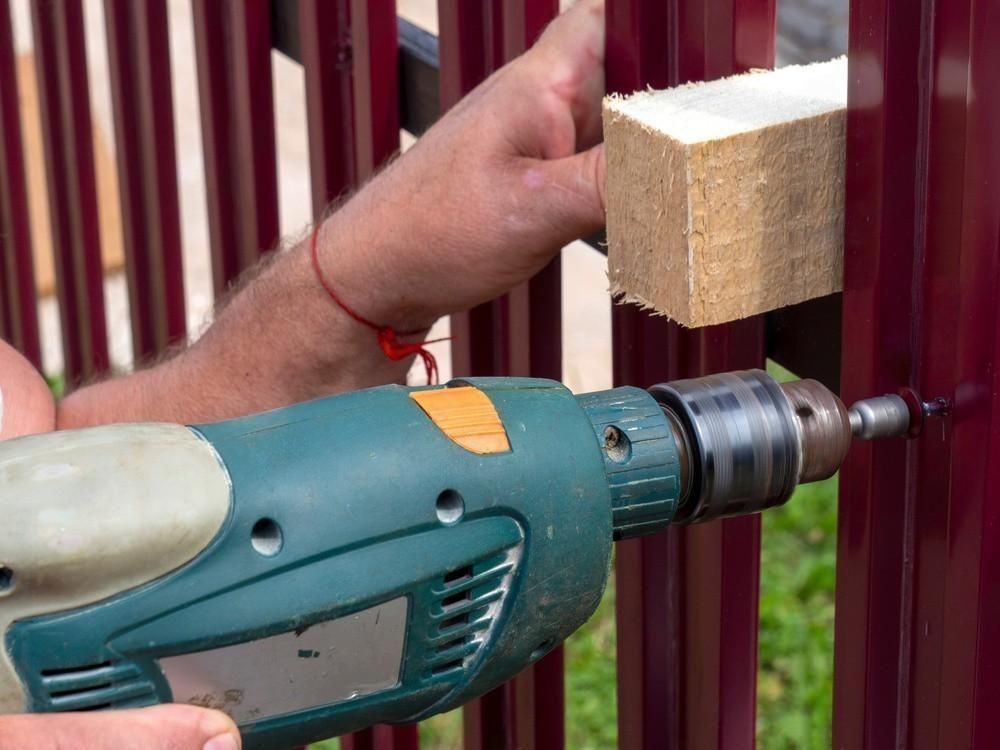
[37,660,155,712]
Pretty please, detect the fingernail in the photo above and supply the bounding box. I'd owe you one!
[203,733,240,750]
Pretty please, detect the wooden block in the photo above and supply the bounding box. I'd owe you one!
[17,53,124,299]
[603,57,847,328]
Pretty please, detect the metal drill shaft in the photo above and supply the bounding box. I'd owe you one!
[847,394,911,440]
[651,370,809,524]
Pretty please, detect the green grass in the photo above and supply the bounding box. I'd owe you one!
[564,574,618,749]
[757,476,837,749]
[46,373,65,398]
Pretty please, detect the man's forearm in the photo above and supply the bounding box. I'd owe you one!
[57,210,429,428]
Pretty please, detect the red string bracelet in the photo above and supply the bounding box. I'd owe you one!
[310,223,449,384]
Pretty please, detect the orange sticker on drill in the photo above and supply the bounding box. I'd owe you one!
[409,386,511,455]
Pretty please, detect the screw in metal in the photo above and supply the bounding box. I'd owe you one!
[922,397,950,418]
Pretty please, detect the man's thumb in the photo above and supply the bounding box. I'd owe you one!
[533,143,607,242]
[0,704,242,750]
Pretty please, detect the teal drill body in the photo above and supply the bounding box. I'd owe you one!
[2,378,685,748]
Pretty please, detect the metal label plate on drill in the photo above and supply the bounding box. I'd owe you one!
[158,597,408,724]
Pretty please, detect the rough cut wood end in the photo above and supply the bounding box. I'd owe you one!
[603,57,847,328]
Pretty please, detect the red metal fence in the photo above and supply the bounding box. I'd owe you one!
[1,0,997,748]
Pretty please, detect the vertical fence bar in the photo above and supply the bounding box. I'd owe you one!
[830,1,924,745]
[104,0,185,360]
[30,0,109,383]
[438,2,561,748]
[299,0,401,207]
[299,0,355,217]
[350,0,399,181]
[608,1,774,748]
[341,726,418,750]
[192,0,279,293]
[0,0,41,367]
[299,0,401,208]
[834,0,1000,747]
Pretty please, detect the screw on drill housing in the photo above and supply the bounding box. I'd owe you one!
[603,425,631,463]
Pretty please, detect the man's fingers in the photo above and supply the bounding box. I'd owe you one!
[0,704,241,750]
[527,0,606,150]
[524,143,607,245]
[534,0,605,61]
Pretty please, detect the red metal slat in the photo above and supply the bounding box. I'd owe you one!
[30,0,109,383]
[299,0,355,218]
[192,0,279,293]
[834,0,1000,747]
[350,0,400,181]
[608,1,774,748]
[438,3,562,749]
[961,10,1000,746]
[676,0,775,80]
[831,0,929,745]
[298,0,400,213]
[341,725,419,750]
[104,0,185,361]
[0,0,41,367]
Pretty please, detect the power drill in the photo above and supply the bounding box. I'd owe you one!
[0,370,912,748]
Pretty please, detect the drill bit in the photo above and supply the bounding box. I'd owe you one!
[847,394,911,440]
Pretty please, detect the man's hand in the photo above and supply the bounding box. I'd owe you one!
[58,0,607,426]
[328,0,607,331]
[0,704,241,750]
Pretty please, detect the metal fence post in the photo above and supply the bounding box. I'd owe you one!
[104,0,186,360]
[834,0,1000,746]
[0,0,41,368]
[299,0,356,216]
[30,0,110,382]
[192,0,279,293]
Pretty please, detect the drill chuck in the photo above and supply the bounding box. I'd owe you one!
[651,371,851,524]
[582,369,903,532]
